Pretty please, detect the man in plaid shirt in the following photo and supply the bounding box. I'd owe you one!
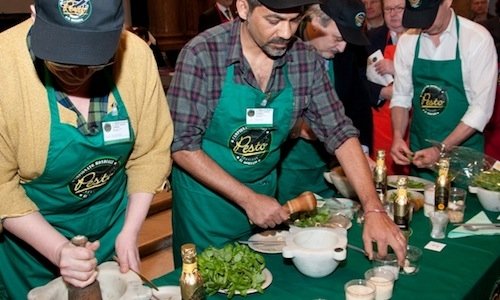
[167,0,407,267]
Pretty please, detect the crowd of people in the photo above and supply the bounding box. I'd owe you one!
[0,0,497,298]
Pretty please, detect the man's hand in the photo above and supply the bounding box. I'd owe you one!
[375,59,395,76]
[391,138,413,165]
[412,146,441,169]
[243,194,289,228]
[362,212,407,265]
[380,85,393,100]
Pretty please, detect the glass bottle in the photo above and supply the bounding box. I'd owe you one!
[179,243,205,300]
[373,149,388,204]
[393,177,410,238]
[434,157,451,212]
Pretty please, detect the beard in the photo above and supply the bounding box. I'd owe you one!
[260,37,294,58]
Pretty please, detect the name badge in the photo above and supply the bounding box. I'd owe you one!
[102,120,131,144]
[246,108,273,127]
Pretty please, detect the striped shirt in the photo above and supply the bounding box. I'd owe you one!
[167,18,358,154]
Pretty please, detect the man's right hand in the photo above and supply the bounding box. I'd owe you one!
[391,138,413,165]
[243,193,289,228]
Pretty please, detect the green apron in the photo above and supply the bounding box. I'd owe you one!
[277,59,335,200]
[0,71,134,299]
[172,64,293,267]
[409,16,483,181]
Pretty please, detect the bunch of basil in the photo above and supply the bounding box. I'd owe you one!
[198,243,266,298]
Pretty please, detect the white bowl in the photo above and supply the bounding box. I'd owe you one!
[324,167,357,198]
[28,262,152,300]
[282,227,347,278]
[475,187,500,212]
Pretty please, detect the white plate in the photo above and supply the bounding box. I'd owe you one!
[326,213,352,230]
[219,268,272,295]
[324,197,360,219]
[247,230,289,254]
[387,175,433,191]
[152,285,181,300]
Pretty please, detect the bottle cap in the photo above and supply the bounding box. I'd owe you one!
[181,243,197,262]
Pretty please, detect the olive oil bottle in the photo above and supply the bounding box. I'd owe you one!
[179,243,205,300]
[434,157,451,212]
[373,149,388,204]
[393,177,410,238]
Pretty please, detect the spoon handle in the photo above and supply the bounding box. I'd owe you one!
[453,223,500,226]
[463,225,500,231]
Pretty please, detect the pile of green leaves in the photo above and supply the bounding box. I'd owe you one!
[198,243,266,298]
[473,170,500,192]
[291,206,331,227]
[389,179,425,189]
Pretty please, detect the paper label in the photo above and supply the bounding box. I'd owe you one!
[424,241,446,252]
[246,108,273,127]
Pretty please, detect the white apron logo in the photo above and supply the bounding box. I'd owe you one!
[230,126,272,165]
[59,0,92,24]
[70,158,120,198]
[419,85,447,116]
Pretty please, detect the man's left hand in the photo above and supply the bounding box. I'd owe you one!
[362,212,407,265]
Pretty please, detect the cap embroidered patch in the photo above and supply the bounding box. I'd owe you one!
[354,12,366,28]
[59,0,92,24]
[408,0,422,9]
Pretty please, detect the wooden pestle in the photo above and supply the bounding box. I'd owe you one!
[67,235,102,300]
[283,191,317,214]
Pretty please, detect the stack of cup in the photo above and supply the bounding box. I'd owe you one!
[364,267,395,299]
[372,253,399,280]
[345,279,376,300]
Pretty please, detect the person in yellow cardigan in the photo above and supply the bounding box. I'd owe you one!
[0,0,173,298]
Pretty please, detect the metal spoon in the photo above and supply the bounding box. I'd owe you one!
[463,224,500,231]
[112,256,160,292]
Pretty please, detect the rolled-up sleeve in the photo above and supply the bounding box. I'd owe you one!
[305,57,359,154]
[460,29,497,132]
[167,44,216,153]
[391,33,416,110]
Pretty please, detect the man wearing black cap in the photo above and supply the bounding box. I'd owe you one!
[389,0,497,179]
[277,0,374,202]
[0,0,172,297]
[168,0,407,267]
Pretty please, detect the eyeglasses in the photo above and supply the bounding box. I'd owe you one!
[45,60,115,71]
[384,6,405,13]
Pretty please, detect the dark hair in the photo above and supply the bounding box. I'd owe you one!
[247,0,262,11]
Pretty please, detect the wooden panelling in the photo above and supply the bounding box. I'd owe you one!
[148,0,214,51]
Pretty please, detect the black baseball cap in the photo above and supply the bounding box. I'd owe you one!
[320,0,369,46]
[31,0,124,66]
[403,0,441,28]
[259,0,323,10]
